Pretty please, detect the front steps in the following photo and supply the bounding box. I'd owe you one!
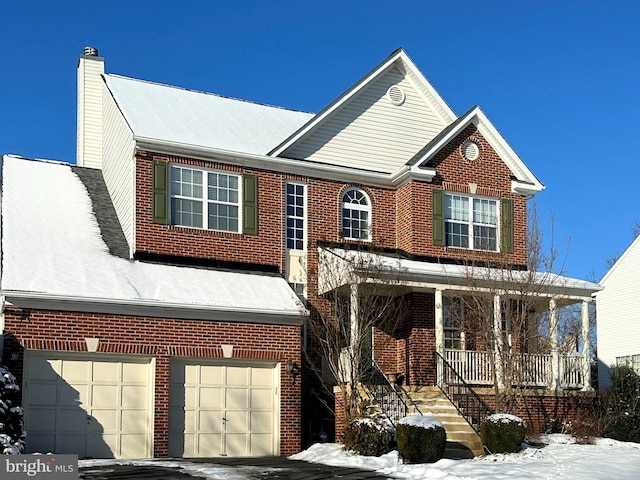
[402,386,485,459]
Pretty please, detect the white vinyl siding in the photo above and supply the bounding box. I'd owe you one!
[77,56,104,169]
[282,67,448,173]
[596,236,640,389]
[102,84,136,254]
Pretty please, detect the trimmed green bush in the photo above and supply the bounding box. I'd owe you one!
[396,414,446,463]
[480,414,526,454]
[0,365,25,454]
[342,417,394,456]
[603,414,640,443]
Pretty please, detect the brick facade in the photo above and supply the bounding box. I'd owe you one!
[2,307,302,456]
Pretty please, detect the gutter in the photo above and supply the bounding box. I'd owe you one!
[3,291,306,327]
[134,136,432,189]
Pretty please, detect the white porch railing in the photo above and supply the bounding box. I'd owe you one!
[444,350,584,389]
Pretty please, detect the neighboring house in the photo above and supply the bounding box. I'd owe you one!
[595,235,640,390]
[0,46,600,459]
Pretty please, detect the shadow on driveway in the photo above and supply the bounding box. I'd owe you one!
[79,456,391,479]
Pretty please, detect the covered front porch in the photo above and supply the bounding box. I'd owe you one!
[320,248,601,392]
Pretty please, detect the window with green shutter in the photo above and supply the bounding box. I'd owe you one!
[153,161,169,224]
[432,189,445,246]
[243,174,258,235]
[501,198,514,253]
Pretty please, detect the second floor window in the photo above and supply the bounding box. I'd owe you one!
[445,193,497,251]
[286,182,306,250]
[342,188,371,241]
[170,165,240,232]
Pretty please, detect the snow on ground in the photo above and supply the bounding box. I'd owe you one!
[292,436,640,479]
[79,435,640,479]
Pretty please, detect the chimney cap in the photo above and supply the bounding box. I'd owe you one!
[83,46,99,56]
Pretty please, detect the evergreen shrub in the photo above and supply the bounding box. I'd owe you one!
[480,414,525,453]
[0,365,26,454]
[396,414,446,463]
[342,416,394,456]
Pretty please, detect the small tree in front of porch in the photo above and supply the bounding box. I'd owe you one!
[307,246,409,422]
[455,205,587,412]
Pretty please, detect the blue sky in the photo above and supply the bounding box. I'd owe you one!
[1,1,637,282]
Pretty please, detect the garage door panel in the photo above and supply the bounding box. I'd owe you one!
[169,361,277,458]
[250,434,272,455]
[121,410,148,432]
[122,385,148,407]
[29,383,57,405]
[250,411,273,433]
[121,434,148,458]
[251,389,272,407]
[61,360,91,382]
[199,365,224,385]
[26,434,55,454]
[25,354,151,459]
[26,408,56,430]
[122,362,148,382]
[93,362,119,382]
[251,368,273,386]
[199,387,223,408]
[91,385,118,407]
[61,383,87,407]
[198,411,222,432]
[29,358,61,379]
[91,409,118,431]
[226,367,249,386]
[226,388,249,409]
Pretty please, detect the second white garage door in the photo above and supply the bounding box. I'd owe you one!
[168,360,279,457]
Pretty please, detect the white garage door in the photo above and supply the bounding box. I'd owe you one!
[24,353,152,459]
[169,360,279,457]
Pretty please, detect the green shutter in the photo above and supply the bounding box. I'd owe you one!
[432,189,445,246]
[501,198,514,253]
[153,161,169,225]
[243,174,258,234]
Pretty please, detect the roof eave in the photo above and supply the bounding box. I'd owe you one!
[2,291,306,326]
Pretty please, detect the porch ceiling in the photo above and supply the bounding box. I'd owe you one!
[318,248,601,303]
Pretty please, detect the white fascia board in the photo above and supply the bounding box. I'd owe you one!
[269,49,456,158]
[3,291,306,326]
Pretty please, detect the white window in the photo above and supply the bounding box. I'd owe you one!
[170,165,240,232]
[616,354,640,373]
[444,297,464,350]
[445,193,498,251]
[342,188,371,241]
[286,182,306,250]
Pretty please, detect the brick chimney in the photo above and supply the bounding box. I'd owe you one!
[77,46,104,168]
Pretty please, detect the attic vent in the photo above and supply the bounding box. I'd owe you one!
[387,85,406,106]
[83,46,99,56]
[462,141,480,161]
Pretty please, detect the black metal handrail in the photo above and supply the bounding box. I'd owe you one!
[434,351,493,433]
[361,359,408,425]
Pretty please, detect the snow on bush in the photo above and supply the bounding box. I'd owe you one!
[0,365,26,454]
[481,413,526,454]
[397,414,446,463]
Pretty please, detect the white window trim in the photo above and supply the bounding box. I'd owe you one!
[445,193,500,252]
[341,187,372,242]
[169,164,243,233]
[286,181,307,251]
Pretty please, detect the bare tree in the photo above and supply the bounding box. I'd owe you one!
[306,246,409,421]
[456,202,575,412]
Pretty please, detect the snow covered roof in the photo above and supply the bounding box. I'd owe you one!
[103,75,314,155]
[0,155,305,324]
[319,248,601,301]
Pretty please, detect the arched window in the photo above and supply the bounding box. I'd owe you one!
[341,188,371,241]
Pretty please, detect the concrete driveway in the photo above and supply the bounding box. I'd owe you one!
[79,456,391,479]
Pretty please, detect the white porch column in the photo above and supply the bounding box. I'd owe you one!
[549,297,559,390]
[350,283,360,352]
[581,299,593,391]
[435,289,444,386]
[493,294,505,388]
